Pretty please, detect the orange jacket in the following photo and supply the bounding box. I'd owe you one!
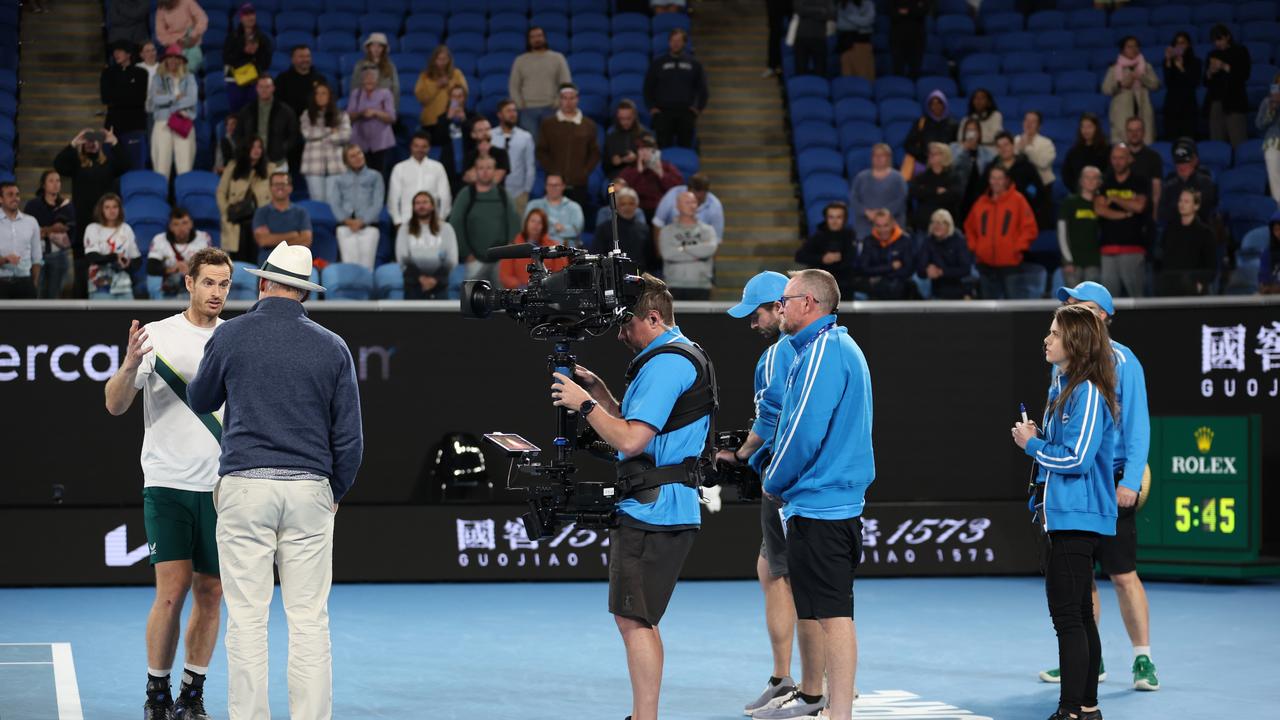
[498,234,569,288]
[963,187,1038,268]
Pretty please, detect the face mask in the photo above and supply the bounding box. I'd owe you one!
[965,131,979,142]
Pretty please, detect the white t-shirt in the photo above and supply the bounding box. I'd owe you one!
[149,230,212,271]
[132,312,225,491]
[83,222,140,259]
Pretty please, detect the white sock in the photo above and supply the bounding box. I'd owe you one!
[184,663,208,676]
[1133,645,1151,659]
[147,667,171,679]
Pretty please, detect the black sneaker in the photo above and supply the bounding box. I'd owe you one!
[174,692,211,720]
[1046,712,1075,720]
[1079,711,1102,720]
[144,700,174,720]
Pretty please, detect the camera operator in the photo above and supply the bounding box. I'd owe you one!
[761,269,875,720]
[549,273,714,720]
[715,271,827,718]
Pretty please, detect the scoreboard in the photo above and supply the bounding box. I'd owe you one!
[1137,415,1277,579]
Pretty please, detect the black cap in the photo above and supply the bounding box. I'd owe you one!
[1173,137,1197,163]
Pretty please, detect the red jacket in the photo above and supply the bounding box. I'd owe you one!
[963,187,1038,268]
[498,234,568,289]
[617,161,684,212]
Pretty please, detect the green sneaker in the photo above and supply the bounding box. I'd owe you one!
[1038,658,1106,683]
[1132,654,1160,691]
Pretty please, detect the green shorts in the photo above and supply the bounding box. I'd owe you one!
[142,486,219,576]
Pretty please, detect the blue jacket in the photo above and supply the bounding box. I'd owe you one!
[747,334,796,474]
[1026,373,1117,535]
[763,315,876,520]
[188,297,364,501]
[330,167,385,226]
[615,326,707,528]
[1111,340,1150,492]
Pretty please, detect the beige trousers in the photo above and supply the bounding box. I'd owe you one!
[216,475,336,720]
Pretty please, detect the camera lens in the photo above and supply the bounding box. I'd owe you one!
[460,280,494,319]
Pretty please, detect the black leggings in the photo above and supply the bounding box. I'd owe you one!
[1045,530,1102,714]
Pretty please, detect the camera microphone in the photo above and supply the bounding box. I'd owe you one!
[607,183,621,255]
[485,244,537,261]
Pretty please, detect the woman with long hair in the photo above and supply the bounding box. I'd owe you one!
[24,170,76,299]
[415,45,468,128]
[1162,31,1201,141]
[958,88,1003,149]
[498,207,567,289]
[1103,35,1160,145]
[149,44,199,178]
[216,136,274,261]
[81,193,143,297]
[351,33,400,111]
[1061,113,1110,194]
[396,191,458,299]
[221,3,272,113]
[1013,303,1119,720]
[299,83,352,204]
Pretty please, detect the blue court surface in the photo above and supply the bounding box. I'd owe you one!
[1,577,1277,719]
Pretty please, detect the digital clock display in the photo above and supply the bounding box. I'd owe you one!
[1173,496,1237,534]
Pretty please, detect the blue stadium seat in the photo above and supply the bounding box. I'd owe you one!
[1088,48,1118,72]
[611,32,651,55]
[447,13,487,37]
[882,121,912,151]
[838,121,882,152]
[793,147,844,180]
[801,172,849,203]
[317,33,357,54]
[186,195,222,235]
[915,76,958,104]
[1054,70,1097,94]
[317,13,359,36]
[1001,52,1043,74]
[567,51,605,77]
[404,14,445,36]
[1110,7,1149,28]
[475,53,513,79]
[276,31,314,54]
[608,52,649,78]
[489,0,531,13]
[276,11,316,34]
[125,197,171,224]
[831,76,873,100]
[611,13,650,35]
[1223,194,1278,241]
[873,76,915,102]
[1039,31,1074,52]
[0,115,13,144]
[490,13,528,36]
[367,0,406,12]
[1235,143,1266,168]
[572,32,608,55]
[1043,50,1090,75]
[794,121,838,152]
[531,12,569,36]
[449,47,482,76]
[1061,92,1106,118]
[1009,72,1052,96]
[937,14,975,37]
[1151,5,1191,26]
[174,171,220,205]
[1243,23,1280,44]
[1027,10,1065,31]
[575,73,609,99]
[360,14,402,39]
[479,74,509,103]
[1018,94,1063,117]
[120,171,168,203]
[1193,4,1234,26]
[321,263,373,300]
[373,263,404,300]
[400,34,442,55]
[791,97,835,125]
[1198,141,1233,176]
[959,53,999,77]
[1066,8,1105,30]
[982,12,1022,34]
[662,147,699,179]
[1218,166,1267,195]
[787,75,830,102]
[609,74,644,101]
[1237,2,1277,22]
[325,0,364,12]
[834,97,877,125]
[962,74,1008,97]
[878,98,920,125]
[652,13,691,36]
[297,201,338,263]
[953,36,995,57]
[486,32,524,55]
[1040,117,1076,147]
[572,13,609,36]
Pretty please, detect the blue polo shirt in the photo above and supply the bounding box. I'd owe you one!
[615,326,707,529]
[252,203,312,262]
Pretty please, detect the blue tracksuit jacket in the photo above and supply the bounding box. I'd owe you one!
[1026,373,1117,535]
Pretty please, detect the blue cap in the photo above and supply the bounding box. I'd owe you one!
[1055,281,1116,317]
[727,271,789,318]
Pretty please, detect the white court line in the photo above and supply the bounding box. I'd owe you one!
[51,643,84,720]
[0,661,54,665]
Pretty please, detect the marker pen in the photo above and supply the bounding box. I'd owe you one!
[1019,403,1029,424]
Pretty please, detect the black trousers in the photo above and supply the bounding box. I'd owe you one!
[890,25,925,79]
[653,106,697,148]
[765,0,792,70]
[403,262,449,299]
[1045,530,1102,714]
[0,276,37,299]
[793,38,827,78]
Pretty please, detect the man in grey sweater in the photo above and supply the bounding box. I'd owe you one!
[508,26,572,141]
[188,242,363,720]
[658,190,720,300]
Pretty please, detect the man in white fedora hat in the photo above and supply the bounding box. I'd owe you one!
[189,242,363,720]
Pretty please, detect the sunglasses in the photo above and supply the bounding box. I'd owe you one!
[778,294,810,307]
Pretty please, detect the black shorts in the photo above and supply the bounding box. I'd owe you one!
[785,515,862,620]
[759,493,789,577]
[1097,505,1137,576]
[608,524,697,626]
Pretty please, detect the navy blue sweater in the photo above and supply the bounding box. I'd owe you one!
[188,297,364,501]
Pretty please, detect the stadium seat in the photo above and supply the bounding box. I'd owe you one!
[317,12,359,36]
[1061,92,1106,118]
[1151,5,1191,26]
[1110,7,1149,28]
[794,121,838,152]
[652,13,691,36]
[275,31,314,56]
[1223,195,1278,241]
[321,263,374,300]
[1041,117,1076,147]
[662,147,699,179]
[400,34,442,55]
[276,11,316,34]
[404,14,445,36]
[1054,70,1097,94]
[838,121,882,152]
[0,116,13,144]
[1218,166,1268,195]
[937,14,975,37]
[125,197,171,225]
[572,32,608,55]
[571,13,609,36]
[1237,2,1277,22]
[982,12,1022,34]
[1009,73,1052,96]
[360,13,401,39]
[1192,4,1234,26]
[797,149,843,181]
[787,76,830,103]
[174,171,220,206]
[567,51,605,77]
[1039,31,1074,52]
[959,53,999,77]
[489,0,531,13]
[1001,52,1043,74]
[611,13,650,35]
[835,97,877,125]
[490,13,528,36]
[608,52,649,78]
[487,33,525,56]
[831,76,873,100]
[447,13,486,37]
[298,201,338,263]
[915,76,958,105]
[477,53,516,78]
[326,0,364,12]
[879,97,920,125]
[185,195,222,234]
[791,97,835,125]
[1027,10,1065,31]
[963,74,1008,97]
[883,121,912,150]
[609,74,644,102]
[373,263,405,300]
[611,32,651,55]
[801,173,849,204]
[1018,94,1063,117]
[317,34,357,54]
[120,171,168,203]
[1235,143,1266,168]
[873,76,915,102]
[1197,141,1233,176]
[531,12,569,36]
[1243,24,1280,44]
[1044,50,1090,74]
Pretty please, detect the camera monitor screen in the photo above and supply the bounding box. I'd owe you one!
[484,432,541,455]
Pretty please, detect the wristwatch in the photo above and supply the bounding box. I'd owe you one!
[579,399,597,417]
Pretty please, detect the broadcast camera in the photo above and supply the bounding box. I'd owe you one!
[704,429,763,501]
